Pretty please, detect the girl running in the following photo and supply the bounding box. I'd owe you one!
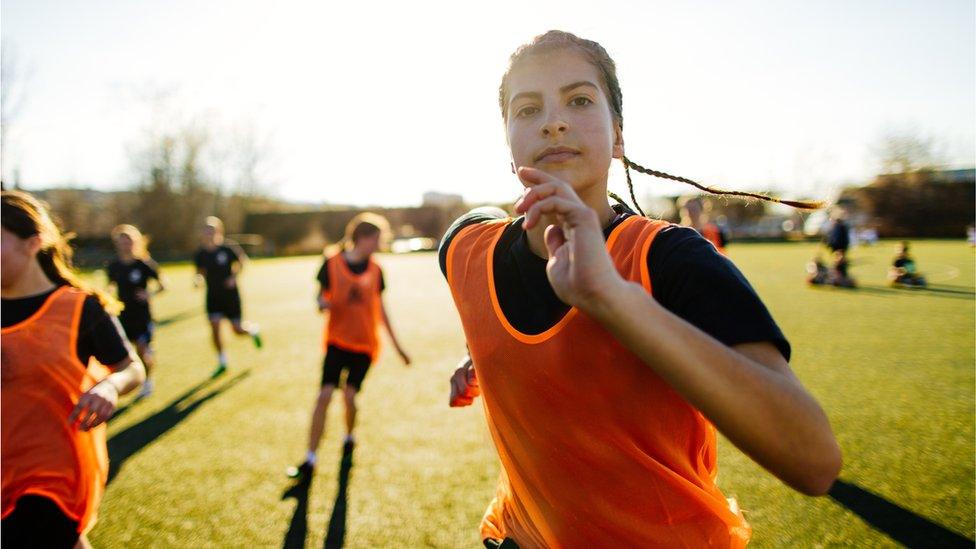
[442,31,841,547]
[287,213,410,479]
[107,224,165,398]
[1,191,146,548]
[193,216,262,378]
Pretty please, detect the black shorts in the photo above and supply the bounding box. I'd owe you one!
[1,495,80,548]
[206,290,242,320]
[321,344,372,390]
[119,308,153,344]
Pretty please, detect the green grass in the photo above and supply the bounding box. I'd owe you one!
[87,240,975,547]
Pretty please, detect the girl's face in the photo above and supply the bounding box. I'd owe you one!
[355,232,381,256]
[505,48,623,192]
[1,227,38,289]
[115,233,134,255]
[202,225,218,245]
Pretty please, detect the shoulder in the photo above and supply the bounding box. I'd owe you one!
[438,207,509,278]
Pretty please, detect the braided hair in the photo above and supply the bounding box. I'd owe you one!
[500,30,823,215]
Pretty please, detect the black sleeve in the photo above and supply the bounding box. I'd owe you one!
[316,259,330,291]
[648,226,791,361]
[193,250,204,270]
[438,207,509,278]
[77,296,131,367]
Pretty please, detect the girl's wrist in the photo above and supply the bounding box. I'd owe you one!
[579,277,648,325]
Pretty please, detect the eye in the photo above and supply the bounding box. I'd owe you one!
[569,96,593,107]
[515,105,539,118]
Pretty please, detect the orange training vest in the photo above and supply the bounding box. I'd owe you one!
[446,216,750,547]
[322,253,382,360]
[1,286,111,534]
[702,223,727,255]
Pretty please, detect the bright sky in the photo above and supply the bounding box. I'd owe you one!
[2,0,974,206]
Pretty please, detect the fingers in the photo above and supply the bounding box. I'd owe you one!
[449,367,476,407]
[522,196,593,230]
[544,225,567,257]
[70,393,116,431]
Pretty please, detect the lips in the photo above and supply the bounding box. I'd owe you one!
[534,146,581,163]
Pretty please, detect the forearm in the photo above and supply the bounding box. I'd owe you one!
[584,279,840,494]
[104,356,146,396]
[381,308,403,349]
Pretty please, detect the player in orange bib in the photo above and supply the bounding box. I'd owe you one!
[287,213,410,479]
[1,191,146,548]
[442,31,841,548]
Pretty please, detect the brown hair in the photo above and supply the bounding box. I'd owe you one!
[325,212,391,256]
[1,190,121,314]
[499,30,823,213]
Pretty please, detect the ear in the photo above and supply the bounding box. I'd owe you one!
[24,234,43,256]
[611,122,625,160]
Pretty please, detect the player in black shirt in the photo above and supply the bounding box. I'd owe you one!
[193,216,262,377]
[107,224,165,398]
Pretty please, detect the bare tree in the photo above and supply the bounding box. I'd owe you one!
[1,42,31,187]
[871,127,945,175]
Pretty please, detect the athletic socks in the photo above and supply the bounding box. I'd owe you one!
[218,352,228,366]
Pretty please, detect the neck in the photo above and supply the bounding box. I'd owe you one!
[2,261,57,299]
[119,251,135,262]
[524,182,615,259]
[345,247,369,263]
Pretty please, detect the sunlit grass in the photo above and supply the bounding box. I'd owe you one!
[87,240,974,547]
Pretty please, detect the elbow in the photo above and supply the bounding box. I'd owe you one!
[791,442,843,496]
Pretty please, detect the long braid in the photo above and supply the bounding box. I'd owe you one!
[623,156,823,210]
[621,161,647,216]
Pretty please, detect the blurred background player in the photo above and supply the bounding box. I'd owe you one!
[193,216,262,378]
[107,224,165,398]
[888,241,926,287]
[287,213,410,480]
[679,196,728,255]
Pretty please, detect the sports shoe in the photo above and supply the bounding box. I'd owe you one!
[137,379,154,399]
[211,364,227,379]
[251,331,263,349]
[286,460,314,480]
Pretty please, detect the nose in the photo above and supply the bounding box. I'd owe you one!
[541,111,567,137]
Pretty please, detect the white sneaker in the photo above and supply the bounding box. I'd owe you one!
[138,379,154,399]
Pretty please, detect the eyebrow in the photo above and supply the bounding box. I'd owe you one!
[509,80,600,106]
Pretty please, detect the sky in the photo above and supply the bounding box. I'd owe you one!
[2,0,974,207]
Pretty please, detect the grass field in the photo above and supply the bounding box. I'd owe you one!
[87,240,975,548]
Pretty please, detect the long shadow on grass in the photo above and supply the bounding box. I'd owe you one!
[106,370,251,484]
[281,476,312,549]
[854,284,974,300]
[828,479,974,548]
[155,307,201,327]
[279,444,354,549]
[324,445,354,549]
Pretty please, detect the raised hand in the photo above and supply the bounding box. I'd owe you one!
[513,167,622,312]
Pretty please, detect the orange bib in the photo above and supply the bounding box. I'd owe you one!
[322,254,382,360]
[702,223,727,255]
[446,216,750,548]
[1,286,110,533]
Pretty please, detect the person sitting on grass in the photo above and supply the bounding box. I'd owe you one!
[806,255,829,285]
[829,249,857,288]
[888,241,926,287]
